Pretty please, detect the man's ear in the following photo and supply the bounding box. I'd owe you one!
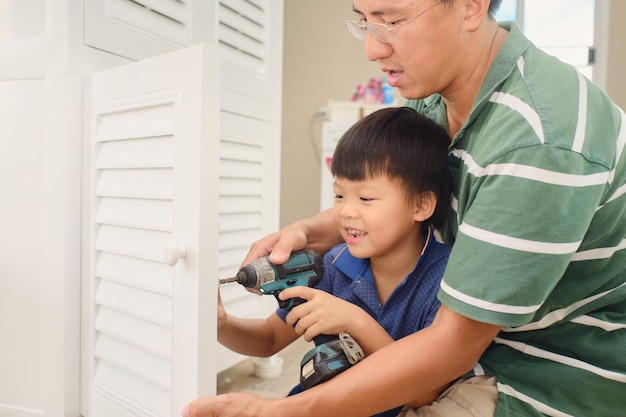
[464,0,491,31]
[414,191,437,223]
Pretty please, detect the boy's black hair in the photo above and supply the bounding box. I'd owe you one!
[331,107,452,230]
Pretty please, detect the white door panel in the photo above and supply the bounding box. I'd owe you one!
[82,44,220,417]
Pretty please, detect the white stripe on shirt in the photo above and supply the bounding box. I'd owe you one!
[459,222,581,254]
[452,149,609,186]
[571,238,626,261]
[572,72,588,153]
[440,280,540,315]
[570,314,626,331]
[494,337,626,383]
[596,183,626,212]
[497,383,575,417]
[503,281,626,332]
[490,91,544,143]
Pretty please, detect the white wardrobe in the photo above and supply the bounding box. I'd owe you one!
[0,1,283,416]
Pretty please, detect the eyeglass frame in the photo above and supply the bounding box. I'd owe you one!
[344,0,444,44]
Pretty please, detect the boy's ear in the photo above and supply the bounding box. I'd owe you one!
[414,191,437,223]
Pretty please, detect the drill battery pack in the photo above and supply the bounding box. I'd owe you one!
[299,332,364,390]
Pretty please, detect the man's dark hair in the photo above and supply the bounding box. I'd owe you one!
[331,107,452,230]
[488,0,503,15]
[440,0,503,16]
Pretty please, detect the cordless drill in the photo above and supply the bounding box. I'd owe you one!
[219,249,364,389]
[218,249,324,311]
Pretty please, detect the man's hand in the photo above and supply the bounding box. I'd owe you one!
[242,209,341,266]
[242,222,309,266]
[241,231,295,267]
[182,393,272,417]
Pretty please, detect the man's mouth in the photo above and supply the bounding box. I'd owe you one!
[385,70,402,87]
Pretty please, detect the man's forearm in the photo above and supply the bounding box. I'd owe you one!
[267,305,501,417]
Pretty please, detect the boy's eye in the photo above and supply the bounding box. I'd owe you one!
[334,194,343,200]
[360,197,373,202]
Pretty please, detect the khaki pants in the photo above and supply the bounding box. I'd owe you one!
[398,376,498,417]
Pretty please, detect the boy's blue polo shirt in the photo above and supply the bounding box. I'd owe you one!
[277,232,450,340]
[276,233,450,417]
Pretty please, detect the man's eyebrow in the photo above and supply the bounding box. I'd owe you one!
[351,5,399,17]
[351,5,364,15]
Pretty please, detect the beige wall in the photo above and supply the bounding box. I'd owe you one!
[606,0,626,109]
[280,0,626,228]
[280,1,380,227]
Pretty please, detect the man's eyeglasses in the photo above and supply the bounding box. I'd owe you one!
[344,0,443,44]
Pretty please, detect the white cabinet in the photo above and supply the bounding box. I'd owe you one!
[84,0,213,60]
[0,1,283,416]
[82,44,221,417]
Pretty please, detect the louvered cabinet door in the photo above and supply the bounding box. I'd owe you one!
[215,0,285,370]
[84,0,214,60]
[81,44,220,417]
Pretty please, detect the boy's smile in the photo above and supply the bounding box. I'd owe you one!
[332,175,424,261]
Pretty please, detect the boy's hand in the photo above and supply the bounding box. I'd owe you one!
[281,287,367,341]
[217,290,227,331]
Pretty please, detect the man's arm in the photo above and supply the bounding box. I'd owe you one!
[183,304,501,417]
[242,209,342,265]
[283,304,500,415]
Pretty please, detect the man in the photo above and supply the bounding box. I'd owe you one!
[183,0,626,416]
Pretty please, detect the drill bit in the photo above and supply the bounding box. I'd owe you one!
[219,276,239,285]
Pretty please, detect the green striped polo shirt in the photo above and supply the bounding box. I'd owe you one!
[407,22,626,417]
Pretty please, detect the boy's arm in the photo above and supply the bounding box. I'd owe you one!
[344,309,394,356]
[218,290,300,357]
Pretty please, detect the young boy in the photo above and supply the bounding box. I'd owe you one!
[217,107,452,417]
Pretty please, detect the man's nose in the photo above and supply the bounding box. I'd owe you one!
[364,32,393,62]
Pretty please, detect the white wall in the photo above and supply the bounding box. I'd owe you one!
[0,79,47,413]
[280,1,381,227]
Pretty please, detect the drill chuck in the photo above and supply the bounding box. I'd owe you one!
[218,256,277,288]
[234,264,265,288]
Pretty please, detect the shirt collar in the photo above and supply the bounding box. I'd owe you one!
[331,227,434,281]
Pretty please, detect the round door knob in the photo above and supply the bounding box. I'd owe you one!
[163,240,187,266]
